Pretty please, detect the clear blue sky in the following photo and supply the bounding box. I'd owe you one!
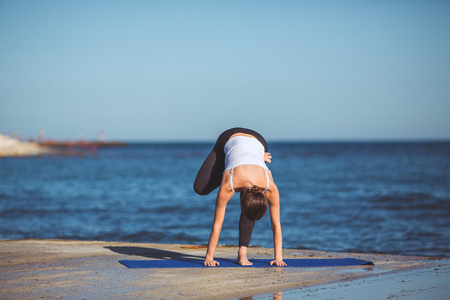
[1,0,449,141]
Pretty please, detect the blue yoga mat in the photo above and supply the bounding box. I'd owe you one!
[119,258,374,268]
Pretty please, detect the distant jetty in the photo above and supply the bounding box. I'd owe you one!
[38,140,126,148]
[36,139,127,156]
[0,134,126,157]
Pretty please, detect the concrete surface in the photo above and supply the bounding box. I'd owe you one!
[1,239,448,299]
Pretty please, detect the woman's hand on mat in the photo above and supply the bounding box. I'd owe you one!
[204,259,220,267]
[264,152,272,163]
[270,259,287,267]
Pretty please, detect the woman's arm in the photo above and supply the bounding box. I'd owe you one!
[204,184,233,266]
[265,175,287,266]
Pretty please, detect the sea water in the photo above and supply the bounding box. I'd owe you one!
[1,142,449,257]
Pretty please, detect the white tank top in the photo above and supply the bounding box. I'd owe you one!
[223,136,270,193]
[224,136,268,171]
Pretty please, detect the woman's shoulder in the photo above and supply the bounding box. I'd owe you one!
[265,172,279,200]
[219,170,234,194]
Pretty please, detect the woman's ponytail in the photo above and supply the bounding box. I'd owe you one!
[241,186,268,221]
[248,185,261,193]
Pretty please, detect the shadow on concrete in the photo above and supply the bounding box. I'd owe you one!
[105,246,206,261]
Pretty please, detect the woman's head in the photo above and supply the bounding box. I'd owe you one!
[240,186,268,221]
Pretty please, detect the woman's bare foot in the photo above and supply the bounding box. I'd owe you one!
[237,246,253,266]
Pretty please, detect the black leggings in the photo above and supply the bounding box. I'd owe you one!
[193,127,268,247]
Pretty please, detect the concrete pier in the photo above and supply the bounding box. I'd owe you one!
[1,239,448,299]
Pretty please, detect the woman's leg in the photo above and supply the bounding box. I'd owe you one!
[193,147,224,195]
[238,210,255,265]
[238,210,255,247]
[194,128,251,195]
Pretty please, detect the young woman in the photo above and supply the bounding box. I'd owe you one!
[194,127,286,267]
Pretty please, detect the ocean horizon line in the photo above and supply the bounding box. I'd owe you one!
[118,138,450,144]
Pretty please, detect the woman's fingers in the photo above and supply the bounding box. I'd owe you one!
[269,260,287,266]
[204,259,220,267]
[264,152,272,163]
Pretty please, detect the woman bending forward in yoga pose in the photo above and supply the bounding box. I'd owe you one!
[194,128,286,267]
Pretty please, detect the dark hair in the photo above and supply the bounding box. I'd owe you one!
[240,186,268,221]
